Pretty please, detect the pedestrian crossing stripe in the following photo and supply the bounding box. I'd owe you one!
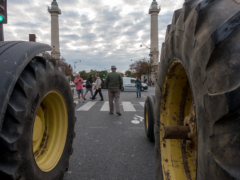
[122,102,136,112]
[74,101,144,112]
[139,102,144,107]
[100,101,109,111]
[76,101,97,111]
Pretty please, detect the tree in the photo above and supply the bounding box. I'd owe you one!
[99,70,108,79]
[129,58,148,77]
[46,56,74,80]
[79,70,88,80]
[129,58,158,82]
[125,70,132,77]
[118,72,124,77]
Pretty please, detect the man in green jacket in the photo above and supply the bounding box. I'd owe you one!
[105,65,123,115]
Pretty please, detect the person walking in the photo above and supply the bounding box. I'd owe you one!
[74,73,85,103]
[84,74,94,100]
[105,65,123,115]
[91,73,104,101]
[136,77,142,98]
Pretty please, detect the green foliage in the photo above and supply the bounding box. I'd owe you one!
[125,70,132,77]
[79,70,109,81]
[79,70,88,80]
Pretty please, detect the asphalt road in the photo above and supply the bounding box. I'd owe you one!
[64,87,156,180]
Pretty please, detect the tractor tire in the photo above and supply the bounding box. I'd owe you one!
[155,1,240,180]
[144,96,155,142]
[0,57,75,180]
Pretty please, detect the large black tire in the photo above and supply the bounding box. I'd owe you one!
[0,57,75,180]
[144,96,155,142]
[155,1,240,180]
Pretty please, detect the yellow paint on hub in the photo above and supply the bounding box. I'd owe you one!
[32,90,68,172]
[33,116,42,142]
[160,60,197,180]
[145,108,149,129]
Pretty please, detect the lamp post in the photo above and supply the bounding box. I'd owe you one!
[73,60,81,73]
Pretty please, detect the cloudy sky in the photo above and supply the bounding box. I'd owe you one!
[4,0,184,73]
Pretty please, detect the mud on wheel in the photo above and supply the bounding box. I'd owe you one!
[154,1,240,180]
[0,56,75,180]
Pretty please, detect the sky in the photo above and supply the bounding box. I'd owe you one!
[4,0,184,73]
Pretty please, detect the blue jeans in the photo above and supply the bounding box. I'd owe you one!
[136,87,141,97]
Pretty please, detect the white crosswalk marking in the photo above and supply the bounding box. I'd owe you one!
[139,102,145,107]
[75,100,144,112]
[122,102,136,112]
[76,101,97,111]
[100,101,109,111]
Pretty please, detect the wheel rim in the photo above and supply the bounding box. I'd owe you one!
[160,60,197,180]
[33,90,68,172]
[145,107,149,129]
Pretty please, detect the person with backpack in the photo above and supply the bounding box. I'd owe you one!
[90,73,104,101]
[136,77,142,98]
[84,74,94,100]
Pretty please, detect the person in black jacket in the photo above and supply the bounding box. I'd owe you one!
[84,74,94,100]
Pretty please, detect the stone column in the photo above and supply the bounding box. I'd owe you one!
[51,12,60,58]
[48,0,61,59]
[149,0,161,85]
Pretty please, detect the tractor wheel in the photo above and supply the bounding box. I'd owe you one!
[144,96,155,142]
[155,1,240,180]
[0,57,75,180]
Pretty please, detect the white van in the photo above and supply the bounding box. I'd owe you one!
[122,78,136,91]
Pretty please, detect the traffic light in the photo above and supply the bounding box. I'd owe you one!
[0,0,7,24]
[103,74,106,77]
[143,74,145,77]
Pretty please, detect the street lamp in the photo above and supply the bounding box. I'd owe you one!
[140,43,150,49]
[73,60,81,72]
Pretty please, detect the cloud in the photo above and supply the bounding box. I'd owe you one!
[4,0,184,73]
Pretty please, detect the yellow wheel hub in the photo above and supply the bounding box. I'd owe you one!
[33,116,42,142]
[32,90,68,172]
[145,108,149,129]
[160,60,197,180]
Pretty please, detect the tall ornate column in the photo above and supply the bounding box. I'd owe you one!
[149,0,160,84]
[48,0,61,59]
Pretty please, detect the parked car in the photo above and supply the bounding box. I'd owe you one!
[101,79,106,89]
[70,81,75,88]
[141,83,148,91]
[83,80,86,87]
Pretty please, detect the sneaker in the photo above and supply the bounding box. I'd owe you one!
[116,112,122,116]
[84,98,86,100]
[78,100,81,103]
[82,100,85,103]
[90,97,96,100]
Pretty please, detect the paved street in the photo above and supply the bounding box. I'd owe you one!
[64,87,156,180]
